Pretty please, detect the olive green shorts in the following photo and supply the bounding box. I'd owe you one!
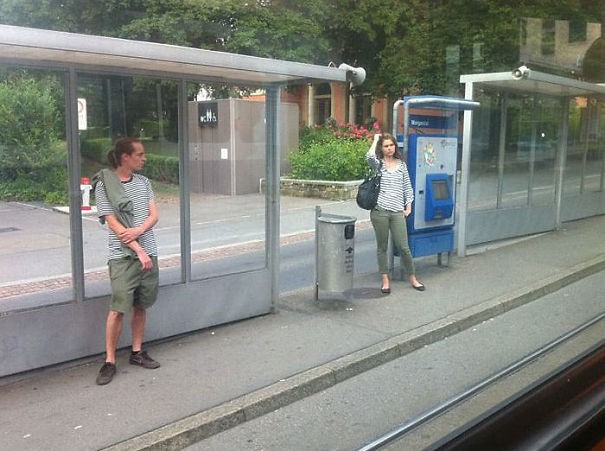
[108,256,159,313]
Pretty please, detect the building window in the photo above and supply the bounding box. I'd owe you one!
[568,18,587,43]
[541,19,555,56]
[355,95,373,126]
[315,83,331,125]
[520,18,527,46]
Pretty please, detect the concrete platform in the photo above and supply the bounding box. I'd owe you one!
[1,213,605,451]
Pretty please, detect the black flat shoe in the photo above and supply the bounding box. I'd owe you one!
[381,286,391,294]
[412,284,425,292]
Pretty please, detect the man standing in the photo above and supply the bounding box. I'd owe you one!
[93,137,160,385]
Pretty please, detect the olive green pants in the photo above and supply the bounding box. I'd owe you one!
[108,256,159,313]
[370,207,415,276]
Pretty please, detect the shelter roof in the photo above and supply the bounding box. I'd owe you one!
[0,24,351,86]
[461,69,605,97]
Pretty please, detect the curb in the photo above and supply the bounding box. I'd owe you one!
[103,254,605,451]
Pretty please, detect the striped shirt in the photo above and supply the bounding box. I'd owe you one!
[366,151,414,212]
[95,173,158,260]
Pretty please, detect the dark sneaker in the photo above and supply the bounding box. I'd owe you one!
[96,362,116,385]
[129,350,160,369]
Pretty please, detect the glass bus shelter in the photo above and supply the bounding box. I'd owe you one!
[458,69,605,256]
[0,24,362,377]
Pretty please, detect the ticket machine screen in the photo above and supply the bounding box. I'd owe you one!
[431,179,449,200]
[425,173,454,221]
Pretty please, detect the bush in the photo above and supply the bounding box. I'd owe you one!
[0,75,60,150]
[81,138,112,163]
[0,164,68,204]
[298,126,335,152]
[0,74,69,204]
[289,139,368,181]
[288,120,381,181]
[81,138,178,184]
[80,126,110,140]
[140,153,179,184]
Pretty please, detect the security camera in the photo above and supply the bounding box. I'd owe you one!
[512,65,530,80]
[338,63,366,86]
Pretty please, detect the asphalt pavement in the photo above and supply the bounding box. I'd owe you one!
[1,197,605,451]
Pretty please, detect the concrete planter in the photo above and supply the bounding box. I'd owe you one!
[260,177,363,201]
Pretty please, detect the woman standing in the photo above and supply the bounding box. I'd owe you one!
[366,133,425,294]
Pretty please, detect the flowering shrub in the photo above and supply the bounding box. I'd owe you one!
[326,118,380,141]
[288,119,381,181]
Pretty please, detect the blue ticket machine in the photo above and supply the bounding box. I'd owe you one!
[393,96,479,266]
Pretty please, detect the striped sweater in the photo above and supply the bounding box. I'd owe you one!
[366,148,414,212]
[95,173,158,260]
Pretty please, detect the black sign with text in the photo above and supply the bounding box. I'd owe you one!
[198,102,218,127]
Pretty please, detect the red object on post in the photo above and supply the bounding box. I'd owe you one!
[80,177,92,211]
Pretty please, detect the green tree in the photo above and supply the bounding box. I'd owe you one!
[0,72,60,152]
[0,71,67,203]
[2,0,603,106]
[223,0,331,63]
[0,0,141,35]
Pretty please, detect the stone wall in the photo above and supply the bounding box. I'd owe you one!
[260,178,363,201]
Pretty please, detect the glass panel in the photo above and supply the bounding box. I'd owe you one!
[529,97,558,206]
[503,95,559,207]
[469,91,558,211]
[580,98,605,193]
[564,97,585,197]
[501,95,531,208]
[468,90,500,211]
[79,75,181,298]
[0,67,71,312]
[187,83,268,280]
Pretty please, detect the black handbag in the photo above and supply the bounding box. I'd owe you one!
[356,162,382,210]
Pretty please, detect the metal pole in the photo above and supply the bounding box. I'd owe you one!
[528,96,539,205]
[392,99,404,137]
[554,98,569,230]
[266,86,280,311]
[315,206,321,301]
[66,67,85,302]
[457,83,476,257]
[389,100,405,275]
[178,80,191,283]
[496,94,507,208]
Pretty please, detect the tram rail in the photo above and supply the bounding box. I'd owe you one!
[359,312,605,451]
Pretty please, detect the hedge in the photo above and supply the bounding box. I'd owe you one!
[80,138,179,184]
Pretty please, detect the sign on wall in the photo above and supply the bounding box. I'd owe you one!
[198,102,218,127]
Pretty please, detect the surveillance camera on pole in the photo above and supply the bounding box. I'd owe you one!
[338,63,366,86]
[512,65,530,80]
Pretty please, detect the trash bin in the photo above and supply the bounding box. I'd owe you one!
[315,207,356,300]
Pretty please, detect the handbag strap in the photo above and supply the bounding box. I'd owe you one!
[364,159,383,179]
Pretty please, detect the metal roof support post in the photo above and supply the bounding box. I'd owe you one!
[528,96,540,205]
[390,99,405,274]
[457,83,475,257]
[496,94,508,208]
[266,86,280,312]
[178,80,191,283]
[66,67,85,302]
[403,101,411,158]
[554,98,570,230]
[391,99,404,138]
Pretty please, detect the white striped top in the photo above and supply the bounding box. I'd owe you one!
[95,173,158,260]
[366,150,414,212]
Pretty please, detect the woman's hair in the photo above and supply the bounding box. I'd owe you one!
[107,137,141,169]
[376,132,402,160]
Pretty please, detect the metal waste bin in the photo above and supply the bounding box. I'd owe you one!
[315,206,356,300]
